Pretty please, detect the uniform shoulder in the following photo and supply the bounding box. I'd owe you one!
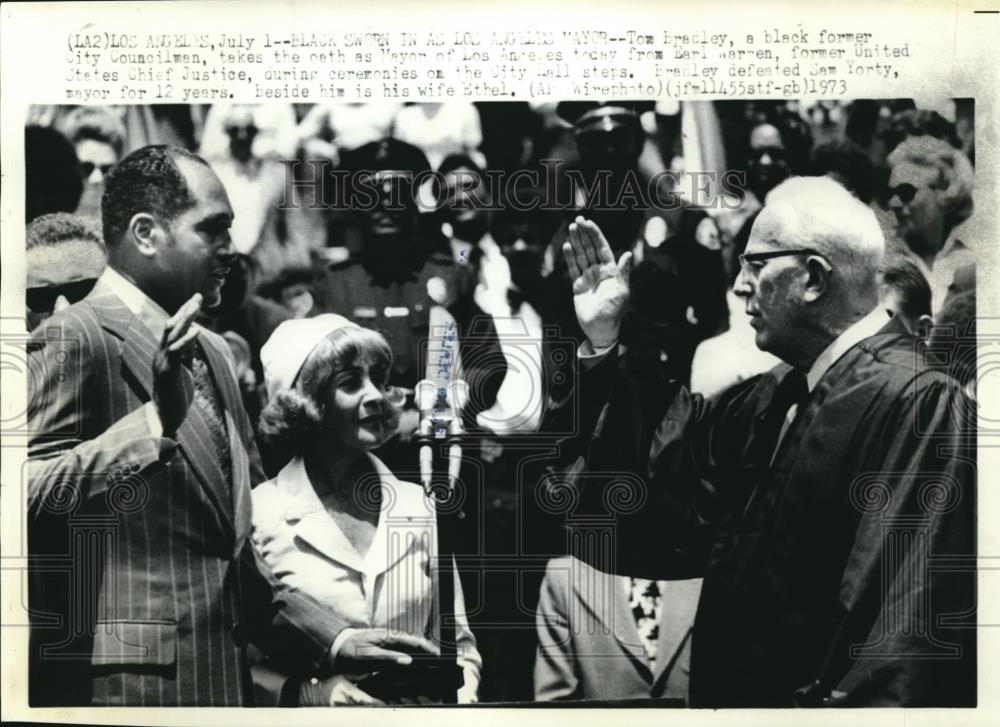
[325,254,363,273]
[425,251,457,268]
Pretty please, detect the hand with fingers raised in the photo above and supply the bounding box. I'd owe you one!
[562,217,633,351]
[152,293,203,438]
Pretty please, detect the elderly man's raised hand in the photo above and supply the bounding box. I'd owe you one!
[563,217,632,351]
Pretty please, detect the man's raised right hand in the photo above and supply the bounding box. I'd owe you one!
[562,217,633,351]
[152,293,202,437]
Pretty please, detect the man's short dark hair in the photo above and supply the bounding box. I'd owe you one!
[811,140,876,204]
[101,145,209,246]
[27,212,104,251]
[878,255,932,319]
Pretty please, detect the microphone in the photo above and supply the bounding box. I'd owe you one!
[418,304,467,502]
[415,379,438,496]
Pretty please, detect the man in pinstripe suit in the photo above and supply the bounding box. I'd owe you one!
[26,145,432,706]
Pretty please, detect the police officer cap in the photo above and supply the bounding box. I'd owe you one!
[340,137,432,178]
[557,101,653,136]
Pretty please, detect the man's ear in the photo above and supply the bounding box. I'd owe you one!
[918,313,934,341]
[128,212,161,257]
[802,255,833,303]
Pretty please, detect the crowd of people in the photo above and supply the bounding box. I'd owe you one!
[24,97,978,706]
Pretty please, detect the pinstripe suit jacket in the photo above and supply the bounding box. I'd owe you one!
[27,277,344,706]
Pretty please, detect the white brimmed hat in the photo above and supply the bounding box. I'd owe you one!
[260,314,359,399]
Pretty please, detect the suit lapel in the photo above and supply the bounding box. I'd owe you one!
[89,283,236,539]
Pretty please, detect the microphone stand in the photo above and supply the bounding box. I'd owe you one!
[416,380,466,705]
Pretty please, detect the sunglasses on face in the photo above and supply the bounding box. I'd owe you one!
[738,248,823,275]
[887,183,918,204]
[25,278,98,313]
[80,161,114,179]
[750,146,786,163]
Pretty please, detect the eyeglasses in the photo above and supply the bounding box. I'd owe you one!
[738,248,823,276]
[25,278,98,313]
[887,183,918,204]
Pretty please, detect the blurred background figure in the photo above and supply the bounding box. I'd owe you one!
[199,104,311,286]
[534,556,700,704]
[887,135,976,314]
[25,125,83,224]
[925,288,977,399]
[877,255,934,339]
[55,107,127,222]
[25,212,106,332]
[432,153,546,433]
[296,100,402,163]
[267,265,320,320]
[202,253,292,429]
[315,138,506,471]
[546,102,726,386]
[394,101,485,170]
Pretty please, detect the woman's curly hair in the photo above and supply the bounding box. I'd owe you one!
[257,326,396,463]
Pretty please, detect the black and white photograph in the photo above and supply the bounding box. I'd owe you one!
[1,1,995,723]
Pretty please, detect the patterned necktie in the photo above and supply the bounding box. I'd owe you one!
[189,343,232,485]
[628,578,662,665]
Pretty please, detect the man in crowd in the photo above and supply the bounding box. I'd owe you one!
[887,135,976,314]
[27,145,437,706]
[534,555,700,703]
[546,176,975,707]
[315,138,506,468]
[877,254,934,339]
[25,212,106,332]
[546,102,726,386]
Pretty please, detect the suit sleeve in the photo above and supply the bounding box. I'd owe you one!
[238,539,347,680]
[26,312,176,520]
[533,562,579,701]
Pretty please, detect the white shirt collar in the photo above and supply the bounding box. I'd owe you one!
[805,306,890,392]
[100,267,170,342]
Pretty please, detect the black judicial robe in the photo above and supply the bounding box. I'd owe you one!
[544,317,976,707]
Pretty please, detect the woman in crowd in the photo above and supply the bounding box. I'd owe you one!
[252,314,481,705]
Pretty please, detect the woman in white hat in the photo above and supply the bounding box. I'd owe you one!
[251,314,481,705]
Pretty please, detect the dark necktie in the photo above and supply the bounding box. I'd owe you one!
[765,368,809,463]
[189,343,232,485]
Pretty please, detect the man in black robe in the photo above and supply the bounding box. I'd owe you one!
[545,176,976,707]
